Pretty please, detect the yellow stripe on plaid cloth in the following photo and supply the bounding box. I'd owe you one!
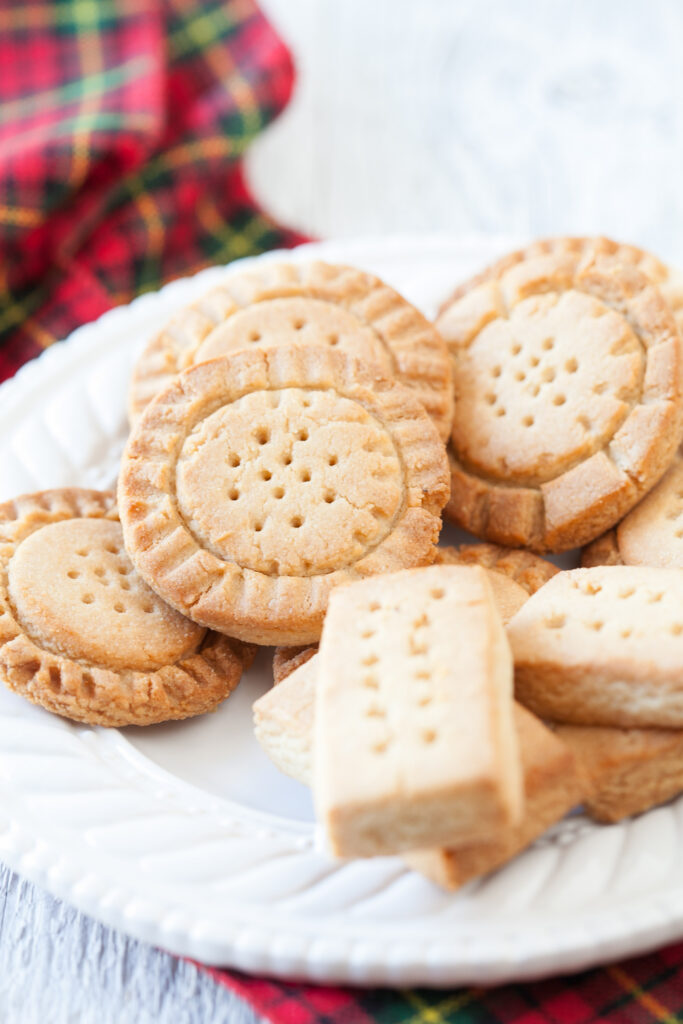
[168,0,261,136]
[401,988,482,1024]
[608,965,679,1023]
[0,206,44,227]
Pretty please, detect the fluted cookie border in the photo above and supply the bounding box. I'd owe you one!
[0,489,251,727]
[438,243,683,552]
[119,345,450,645]
[128,260,454,442]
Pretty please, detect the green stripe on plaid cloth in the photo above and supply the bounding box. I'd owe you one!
[0,0,307,380]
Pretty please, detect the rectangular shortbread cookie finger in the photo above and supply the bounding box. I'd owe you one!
[253,670,581,890]
[404,705,583,889]
[313,565,522,858]
[556,723,683,823]
[508,566,683,728]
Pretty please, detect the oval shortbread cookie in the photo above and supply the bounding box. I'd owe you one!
[0,490,251,727]
[582,453,683,569]
[129,261,453,442]
[437,237,683,552]
[272,542,556,684]
[119,345,450,645]
[509,566,683,728]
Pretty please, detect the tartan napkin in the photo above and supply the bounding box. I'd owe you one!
[2,2,683,1022]
[0,0,306,383]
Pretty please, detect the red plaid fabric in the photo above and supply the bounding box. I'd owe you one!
[0,0,306,381]
[3,2,683,1022]
[210,941,683,1023]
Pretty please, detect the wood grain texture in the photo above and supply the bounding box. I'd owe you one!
[250,0,683,259]
[0,865,257,1024]
[3,0,683,1016]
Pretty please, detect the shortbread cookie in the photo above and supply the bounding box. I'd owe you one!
[272,644,317,685]
[0,490,251,727]
[582,453,683,569]
[406,705,583,890]
[255,654,317,782]
[436,238,683,551]
[509,566,683,728]
[254,667,582,891]
[272,543,553,682]
[314,566,522,857]
[434,542,558,594]
[129,261,453,441]
[557,723,683,823]
[119,346,450,645]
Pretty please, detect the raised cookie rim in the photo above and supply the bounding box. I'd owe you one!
[119,345,450,644]
[128,260,454,442]
[0,489,249,727]
[438,241,683,552]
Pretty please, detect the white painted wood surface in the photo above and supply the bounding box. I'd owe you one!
[2,1,682,1020]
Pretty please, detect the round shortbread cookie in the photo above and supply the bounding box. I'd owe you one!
[119,345,450,646]
[271,541,555,682]
[0,490,251,727]
[436,237,683,552]
[433,542,558,594]
[582,453,683,569]
[129,261,453,442]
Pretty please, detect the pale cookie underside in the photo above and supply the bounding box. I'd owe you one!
[119,346,450,646]
[509,566,683,728]
[0,490,249,727]
[438,238,683,552]
[129,260,454,442]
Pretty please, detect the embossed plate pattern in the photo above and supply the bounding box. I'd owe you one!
[0,237,682,986]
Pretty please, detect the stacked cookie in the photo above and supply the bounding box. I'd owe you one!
[0,262,451,726]
[5,237,683,893]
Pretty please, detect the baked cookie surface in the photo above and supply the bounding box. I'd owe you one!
[129,261,453,442]
[582,453,683,569]
[119,345,450,645]
[437,237,683,551]
[509,565,683,728]
[0,490,250,727]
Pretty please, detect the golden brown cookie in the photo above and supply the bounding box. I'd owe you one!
[556,722,683,823]
[271,542,554,682]
[509,566,683,728]
[582,453,683,569]
[272,644,317,685]
[129,261,453,442]
[433,543,558,594]
[119,345,450,646]
[437,237,683,552]
[0,490,251,727]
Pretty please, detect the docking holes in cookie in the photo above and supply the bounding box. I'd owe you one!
[0,490,248,727]
[438,240,683,551]
[177,387,402,576]
[119,346,450,644]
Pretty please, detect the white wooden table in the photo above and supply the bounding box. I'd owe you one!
[2,1,682,1020]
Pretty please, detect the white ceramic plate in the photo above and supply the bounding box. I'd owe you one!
[1,236,682,988]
